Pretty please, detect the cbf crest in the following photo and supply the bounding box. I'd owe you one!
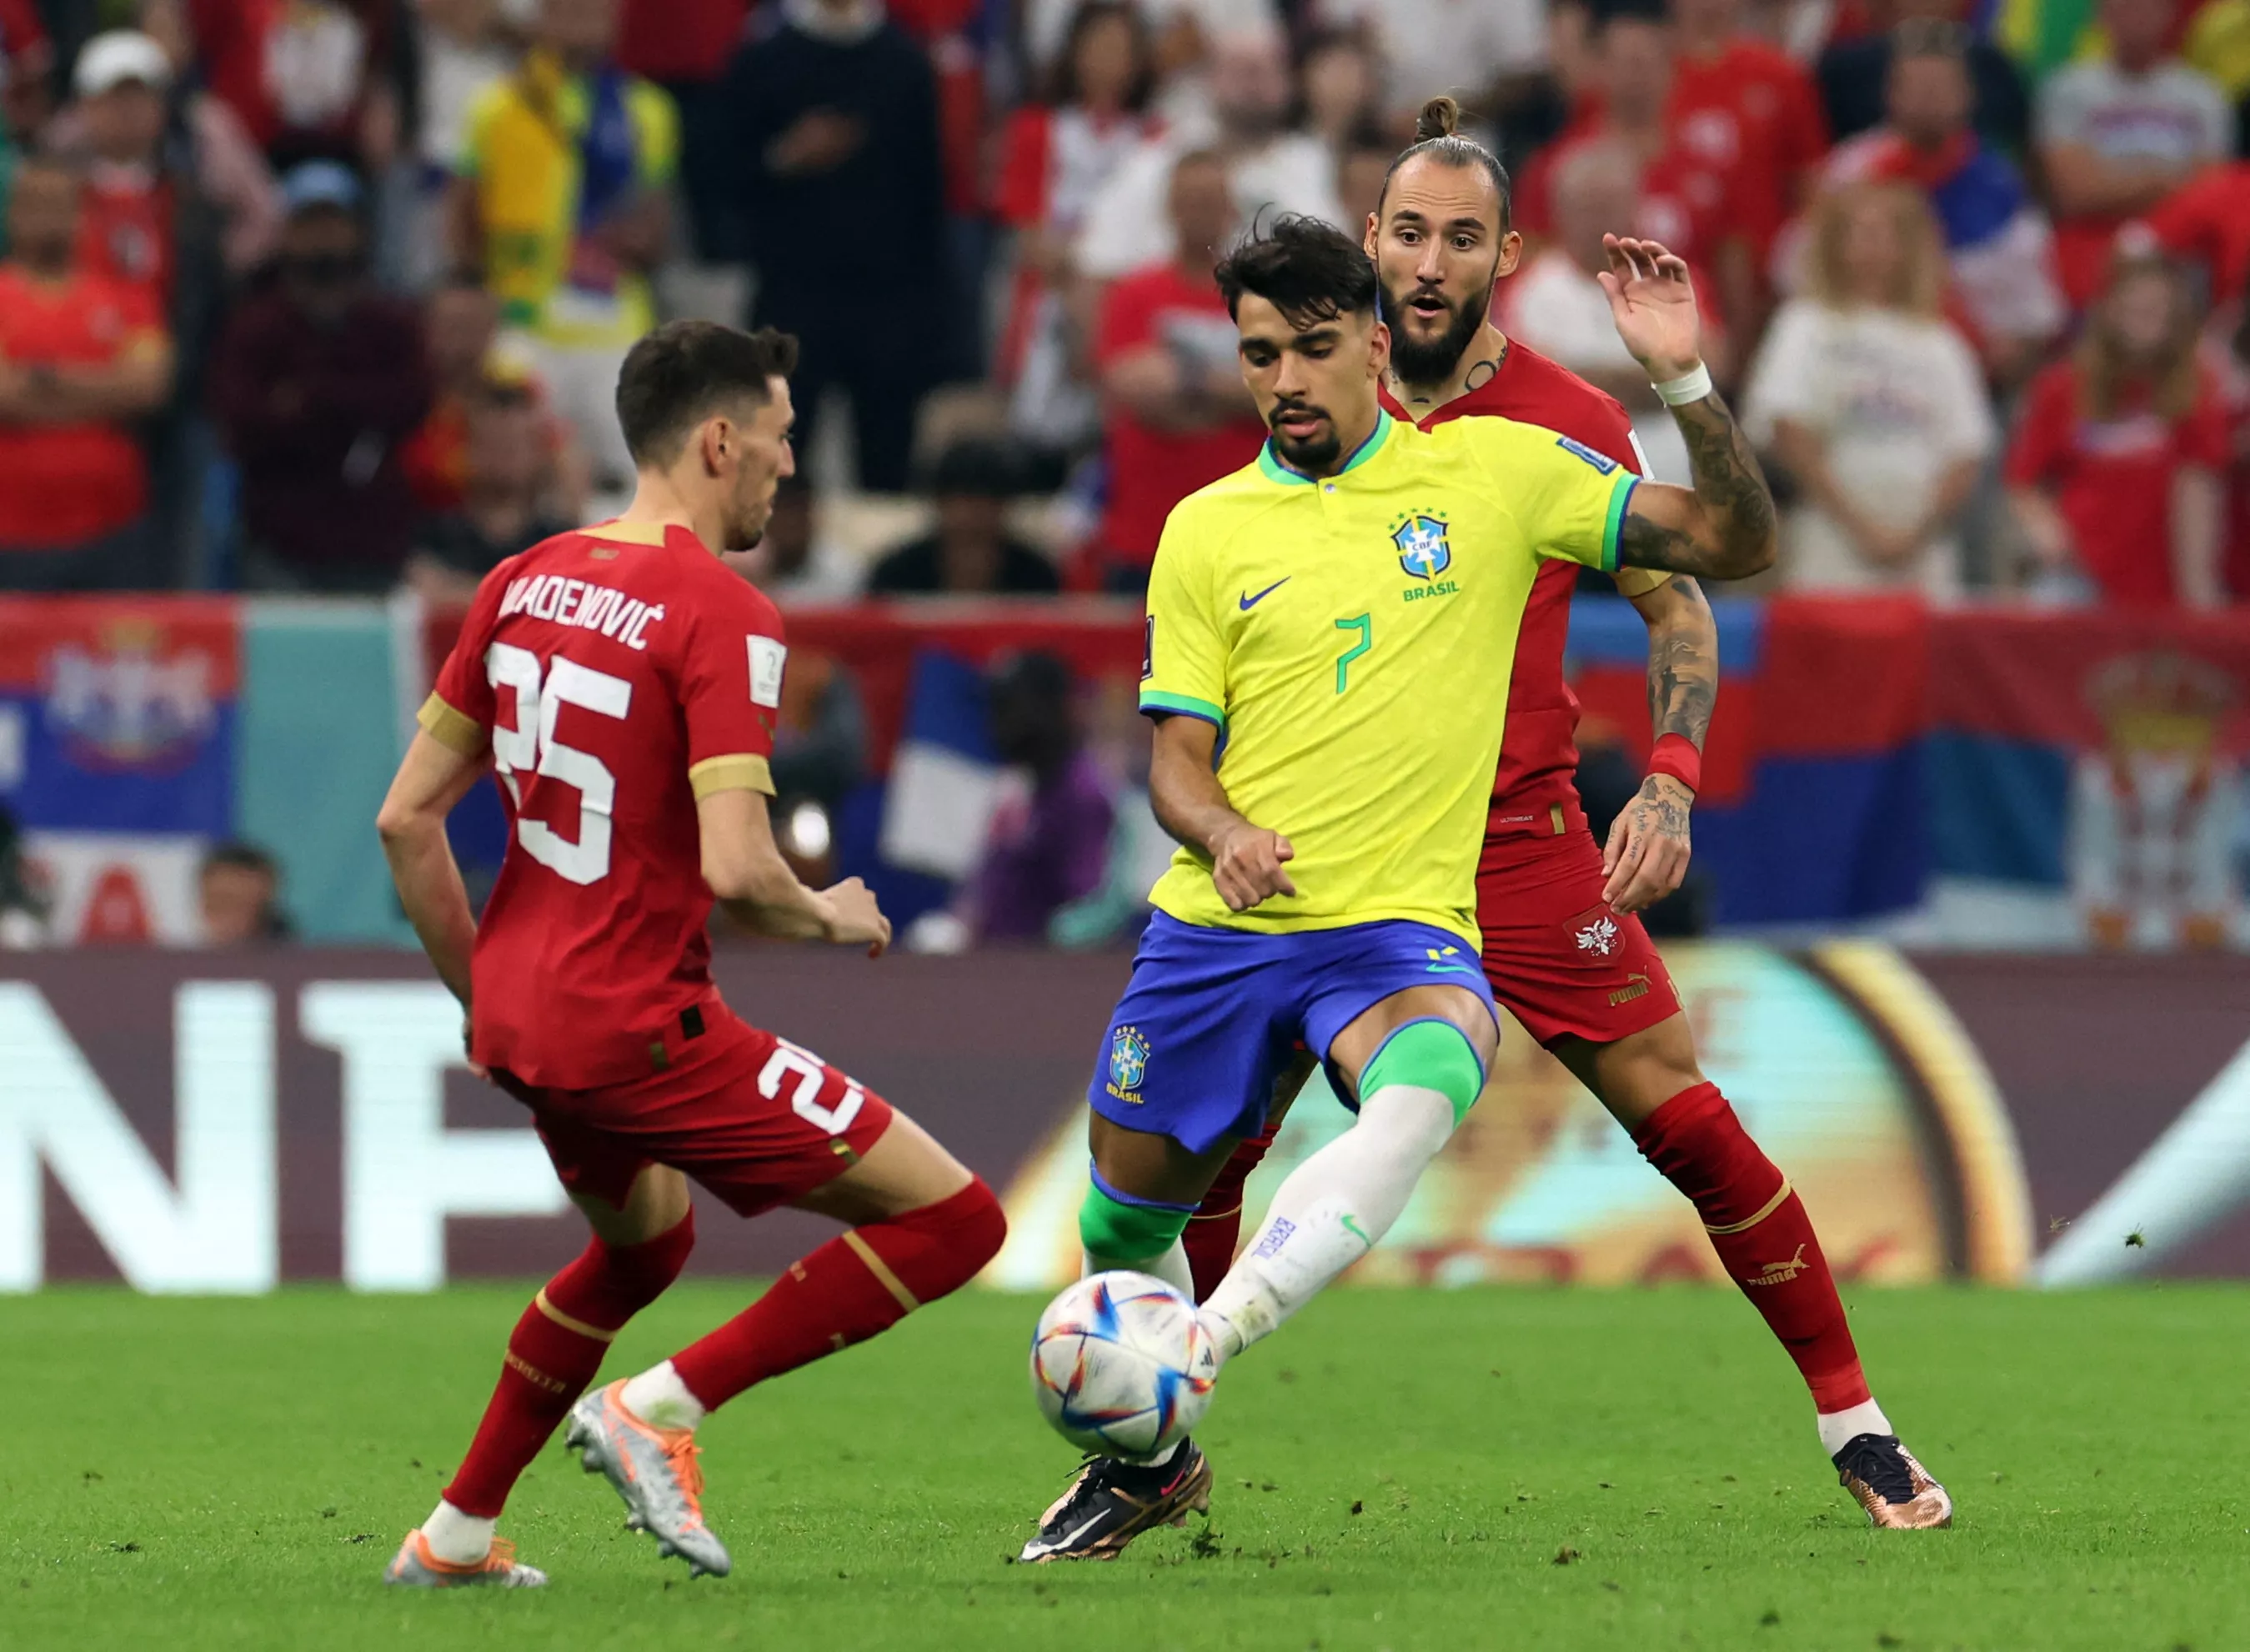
[1392,513,1451,580]
[1106,1025,1150,1102]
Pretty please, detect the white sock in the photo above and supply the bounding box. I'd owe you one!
[1817,1398,1893,1458]
[1200,1084,1455,1360]
[1082,1235,1194,1296]
[422,1498,494,1565]
[619,1359,707,1432]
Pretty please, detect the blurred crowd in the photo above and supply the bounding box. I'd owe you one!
[9,0,2250,950]
[0,0,2243,609]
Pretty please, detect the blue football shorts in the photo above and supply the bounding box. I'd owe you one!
[1086,911,1500,1154]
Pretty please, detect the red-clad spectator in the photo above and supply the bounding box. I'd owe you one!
[1516,3,1757,338]
[0,157,176,592]
[0,0,53,139]
[2140,161,2250,313]
[995,0,1158,444]
[399,273,586,518]
[1667,0,1830,259]
[211,163,432,593]
[2037,0,2231,308]
[1089,149,1265,594]
[2007,254,2227,609]
[187,0,404,171]
[60,28,236,414]
[69,33,187,308]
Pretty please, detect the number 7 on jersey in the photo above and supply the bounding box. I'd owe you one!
[1333,613,1371,693]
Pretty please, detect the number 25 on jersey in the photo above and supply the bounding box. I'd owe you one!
[486,642,631,885]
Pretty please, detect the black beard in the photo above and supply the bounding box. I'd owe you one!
[1381,278,1491,388]
[1270,424,1342,473]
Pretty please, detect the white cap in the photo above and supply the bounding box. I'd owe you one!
[74,31,172,98]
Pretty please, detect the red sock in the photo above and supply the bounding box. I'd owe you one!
[1632,1083,1873,1414]
[1184,1125,1279,1302]
[442,1213,696,1517]
[670,1179,1006,1411]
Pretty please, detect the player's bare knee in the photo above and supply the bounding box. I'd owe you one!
[807,1110,975,1223]
[1088,1114,1236,1209]
[1588,1015,1705,1126]
[574,1164,693,1248]
[1334,984,1497,1083]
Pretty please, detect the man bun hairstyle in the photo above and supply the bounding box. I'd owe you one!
[1212,213,1380,328]
[1377,93,1513,230]
[614,320,799,468]
[1415,93,1462,142]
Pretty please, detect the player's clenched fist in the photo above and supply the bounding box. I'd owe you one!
[820,877,892,956]
[1207,820,1297,913]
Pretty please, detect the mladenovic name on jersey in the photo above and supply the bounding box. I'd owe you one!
[499,572,669,652]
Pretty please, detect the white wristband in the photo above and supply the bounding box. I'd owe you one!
[1652,363,1714,406]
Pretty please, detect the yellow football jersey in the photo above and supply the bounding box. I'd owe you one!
[1140,408,1636,945]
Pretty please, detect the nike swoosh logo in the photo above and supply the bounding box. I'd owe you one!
[1054,1512,1109,1551]
[1425,963,1476,975]
[1340,1214,1371,1246]
[1239,578,1290,610]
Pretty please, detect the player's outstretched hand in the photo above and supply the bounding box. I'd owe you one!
[1601,774,1694,914]
[1209,821,1297,912]
[1596,235,1702,383]
[821,877,893,957]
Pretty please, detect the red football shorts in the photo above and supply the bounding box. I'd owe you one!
[490,1002,894,1217]
[1477,825,1682,1047]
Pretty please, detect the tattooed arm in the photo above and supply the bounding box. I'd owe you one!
[1600,576,1718,912]
[1634,575,1717,753]
[1594,235,1779,581]
[1615,391,1779,578]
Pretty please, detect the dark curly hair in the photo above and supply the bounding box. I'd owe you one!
[1213,213,1380,328]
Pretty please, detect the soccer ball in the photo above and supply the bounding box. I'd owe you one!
[1029,1272,1219,1459]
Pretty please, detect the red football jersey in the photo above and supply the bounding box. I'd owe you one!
[2003,358,2232,610]
[1379,343,1661,846]
[1667,38,1829,257]
[1515,127,1741,284]
[423,520,785,1088]
[0,264,162,544]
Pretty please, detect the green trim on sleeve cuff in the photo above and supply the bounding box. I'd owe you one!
[1601,476,1637,575]
[1139,689,1226,728]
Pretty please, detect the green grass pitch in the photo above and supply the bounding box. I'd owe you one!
[3,1284,2242,1651]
